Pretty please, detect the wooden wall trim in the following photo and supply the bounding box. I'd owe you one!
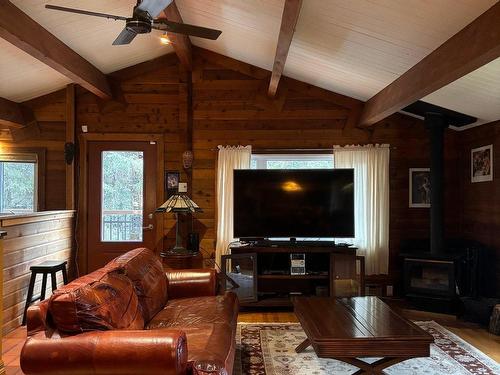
[0,210,74,227]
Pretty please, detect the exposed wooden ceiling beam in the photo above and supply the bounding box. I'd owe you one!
[162,2,193,71]
[268,0,302,97]
[0,97,28,128]
[0,1,111,99]
[359,1,500,127]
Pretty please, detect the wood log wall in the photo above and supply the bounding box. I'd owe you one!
[3,48,465,288]
[0,90,67,210]
[456,120,500,293]
[1,211,75,334]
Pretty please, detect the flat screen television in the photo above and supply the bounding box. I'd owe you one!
[233,169,354,238]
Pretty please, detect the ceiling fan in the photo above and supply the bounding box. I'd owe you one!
[45,0,222,45]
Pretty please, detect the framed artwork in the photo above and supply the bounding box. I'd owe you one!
[471,145,493,183]
[409,168,431,208]
[165,171,180,197]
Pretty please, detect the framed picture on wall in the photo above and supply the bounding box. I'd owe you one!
[409,168,431,208]
[471,145,493,183]
[165,171,180,197]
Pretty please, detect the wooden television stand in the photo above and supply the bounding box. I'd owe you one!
[229,244,359,307]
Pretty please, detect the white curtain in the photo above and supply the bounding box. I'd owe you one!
[215,145,252,267]
[334,144,390,275]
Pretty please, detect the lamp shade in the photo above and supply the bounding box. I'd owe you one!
[156,193,203,213]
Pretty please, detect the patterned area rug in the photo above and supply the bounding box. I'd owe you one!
[234,321,499,374]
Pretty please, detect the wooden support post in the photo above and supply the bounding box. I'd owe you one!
[0,231,7,375]
[65,84,76,210]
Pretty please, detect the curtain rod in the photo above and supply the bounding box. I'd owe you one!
[209,145,396,152]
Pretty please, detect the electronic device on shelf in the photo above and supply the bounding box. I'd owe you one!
[290,253,306,275]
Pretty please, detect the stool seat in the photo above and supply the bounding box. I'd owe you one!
[30,260,67,272]
[23,260,68,325]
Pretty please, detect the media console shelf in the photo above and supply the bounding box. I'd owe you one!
[227,245,359,307]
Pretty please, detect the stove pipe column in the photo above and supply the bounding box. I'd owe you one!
[424,113,448,255]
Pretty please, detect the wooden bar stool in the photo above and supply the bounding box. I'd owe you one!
[22,260,68,325]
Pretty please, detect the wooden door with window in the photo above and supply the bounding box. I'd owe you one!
[87,141,158,271]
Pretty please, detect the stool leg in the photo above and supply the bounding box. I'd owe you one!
[51,271,57,293]
[22,272,37,326]
[62,266,68,285]
[40,273,48,301]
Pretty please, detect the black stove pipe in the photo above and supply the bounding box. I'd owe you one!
[425,113,448,255]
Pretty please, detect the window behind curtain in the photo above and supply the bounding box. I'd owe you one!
[251,154,334,170]
[0,153,37,214]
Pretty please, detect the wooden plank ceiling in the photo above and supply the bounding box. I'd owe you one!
[0,0,498,126]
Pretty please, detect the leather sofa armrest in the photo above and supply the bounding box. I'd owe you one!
[26,300,50,336]
[166,268,217,299]
[21,329,187,375]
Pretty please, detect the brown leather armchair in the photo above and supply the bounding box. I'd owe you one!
[21,248,238,375]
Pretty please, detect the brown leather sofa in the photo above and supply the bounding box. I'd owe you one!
[20,248,239,375]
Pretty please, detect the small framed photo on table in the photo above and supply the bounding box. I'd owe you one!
[409,168,431,208]
[471,145,493,183]
[165,171,180,197]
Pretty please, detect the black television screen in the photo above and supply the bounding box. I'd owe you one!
[233,169,354,238]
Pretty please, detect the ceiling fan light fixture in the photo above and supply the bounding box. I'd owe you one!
[160,33,171,45]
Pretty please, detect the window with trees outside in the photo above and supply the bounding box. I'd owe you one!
[250,153,334,170]
[0,153,38,214]
[101,151,144,242]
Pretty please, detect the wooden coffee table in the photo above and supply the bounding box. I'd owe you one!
[293,296,434,374]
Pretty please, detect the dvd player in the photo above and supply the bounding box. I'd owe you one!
[244,239,337,247]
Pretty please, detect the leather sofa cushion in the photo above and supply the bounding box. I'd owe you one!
[48,267,144,333]
[146,292,238,330]
[181,323,236,373]
[106,247,168,322]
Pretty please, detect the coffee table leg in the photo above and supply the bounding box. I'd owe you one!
[336,357,412,374]
[295,338,311,353]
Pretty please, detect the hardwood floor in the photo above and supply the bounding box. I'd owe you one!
[3,304,499,375]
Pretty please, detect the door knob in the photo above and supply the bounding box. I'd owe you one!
[142,224,154,231]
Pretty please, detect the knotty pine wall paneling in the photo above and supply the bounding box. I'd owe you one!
[456,121,500,293]
[1,211,75,334]
[0,90,67,209]
[190,48,460,280]
[3,49,464,284]
[75,55,188,253]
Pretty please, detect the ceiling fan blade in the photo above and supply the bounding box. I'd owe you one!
[152,20,222,40]
[136,0,174,19]
[45,5,127,21]
[112,28,138,45]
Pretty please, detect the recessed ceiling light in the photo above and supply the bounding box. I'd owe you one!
[160,33,171,45]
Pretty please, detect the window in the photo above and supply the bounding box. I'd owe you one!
[0,153,38,214]
[251,154,334,170]
[101,151,144,242]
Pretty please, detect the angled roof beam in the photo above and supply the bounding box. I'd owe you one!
[162,2,193,71]
[268,0,302,97]
[0,97,29,128]
[0,1,111,99]
[359,1,500,126]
